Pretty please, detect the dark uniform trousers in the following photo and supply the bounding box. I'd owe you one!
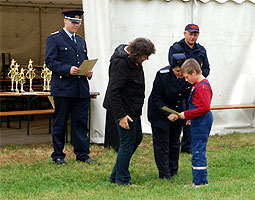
[51,96,90,161]
[152,119,184,179]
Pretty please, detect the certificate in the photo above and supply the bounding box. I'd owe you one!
[160,106,180,115]
[75,58,98,75]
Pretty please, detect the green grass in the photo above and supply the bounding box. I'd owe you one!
[0,132,255,200]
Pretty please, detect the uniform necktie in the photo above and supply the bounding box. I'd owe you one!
[71,35,77,46]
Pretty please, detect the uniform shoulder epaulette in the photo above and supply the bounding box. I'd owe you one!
[76,34,84,39]
[51,31,59,35]
[159,66,170,74]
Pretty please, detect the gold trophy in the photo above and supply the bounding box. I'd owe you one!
[46,67,52,92]
[13,63,20,93]
[41,63,48,92]
[19,68,26,93]
[25,59,36,92]
[7,59,16,92]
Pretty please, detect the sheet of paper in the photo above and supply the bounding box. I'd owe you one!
[161,106,180,115]
[75,58,98,75]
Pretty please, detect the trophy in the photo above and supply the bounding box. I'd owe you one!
[13,63,20,93]
[19,68,26,93]
[25,59,36,92]
[7,59,16,92]
[46,68,52,92]
[41,63,48,91]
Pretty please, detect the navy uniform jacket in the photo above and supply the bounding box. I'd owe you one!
[148,65,192,130]
[168,38,210,77]
[45,29,89,98]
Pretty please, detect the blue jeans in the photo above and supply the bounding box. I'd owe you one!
[191,112,213,185]
[110,116,143,184]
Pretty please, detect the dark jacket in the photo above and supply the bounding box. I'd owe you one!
[45,29,89,98]
[168,38,210,77]
[148,65,192,130]
[103,44,145,119]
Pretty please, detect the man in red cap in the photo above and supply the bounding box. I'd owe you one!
[45,10,100,165]
[168,24,210,154]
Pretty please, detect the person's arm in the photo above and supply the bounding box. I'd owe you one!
[184,84,212,120]
[201,49,210,78]
[150,72,170,118]
[45,36,72,77]
[107,59,129,120]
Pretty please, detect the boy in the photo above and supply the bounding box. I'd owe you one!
[178,58,213,187]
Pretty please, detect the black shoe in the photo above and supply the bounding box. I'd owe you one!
[77,158,101,165]
[181,149,192,154]
[53,158,67,165]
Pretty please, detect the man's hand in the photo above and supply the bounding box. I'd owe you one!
[178,112,185,120]
[70,66,80,74]
[168,114,178,122]
[119,115,133,130]
[186,120,191,125]
[85,70,93,78]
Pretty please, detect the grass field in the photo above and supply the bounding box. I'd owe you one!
[0,132,255,200]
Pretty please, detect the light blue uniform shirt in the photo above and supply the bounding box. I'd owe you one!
[63,28,77,43]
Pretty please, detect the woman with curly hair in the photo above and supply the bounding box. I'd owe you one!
[103,38,155,185]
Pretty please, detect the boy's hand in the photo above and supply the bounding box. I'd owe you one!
[186,120,191,125]
[168,114,178,122]
[178,112,185,119]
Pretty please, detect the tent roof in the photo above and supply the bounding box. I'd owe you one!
[1,0,82,3]
[0,0,82,7]
[196,0,255,3]
[1,0,255,4]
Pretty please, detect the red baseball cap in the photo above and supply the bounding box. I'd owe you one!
[185,24,199,33]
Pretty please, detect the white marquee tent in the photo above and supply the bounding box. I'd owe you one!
[83,0,255,143]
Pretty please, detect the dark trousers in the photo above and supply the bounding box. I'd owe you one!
[152,120,183,179]
[51,97,90,161]
[110,116,143,184]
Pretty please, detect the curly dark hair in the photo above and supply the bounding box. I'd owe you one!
[126,38,156,62]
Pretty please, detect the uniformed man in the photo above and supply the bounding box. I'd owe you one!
[148,53,192,179]
[168,24,210,154]
[45,10,100,165]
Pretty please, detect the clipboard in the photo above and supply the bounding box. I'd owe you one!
[160,106,180,115]
[75,58,98,75]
